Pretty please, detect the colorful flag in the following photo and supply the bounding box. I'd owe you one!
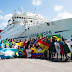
[63,44,71,54]
[37,34,43,38]
[24,49,32,58]
[48,35,61,41]
[15,48,25,58]
[0,48,17,59]
[38,40,50,50]
[35,37,45,46]
[16,42,24,47]
[67,41,72,52]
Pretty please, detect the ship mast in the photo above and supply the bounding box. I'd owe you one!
[20,7,24,14]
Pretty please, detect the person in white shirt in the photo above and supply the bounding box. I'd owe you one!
[14,43,18,49]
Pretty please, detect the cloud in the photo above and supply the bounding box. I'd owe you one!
[0,10,3,13]
[32,0,42,6]
[0,15,3,19]
[0,13,13,29]
[53,11,72,20]
[54,5,64,12]
[3,13,13,21]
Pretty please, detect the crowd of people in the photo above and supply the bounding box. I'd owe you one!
[0,35,72,61]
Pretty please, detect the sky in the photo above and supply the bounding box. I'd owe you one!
[0,0,72,29]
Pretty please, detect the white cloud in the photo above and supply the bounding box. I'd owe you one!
[0,10,3,13]
[54,5,64,12]
[3,13,13,21]
[0,13,13,29]
[32,0,42,6]
[0,22,7,29]
[0,15,3,19]
[53,11,72,20]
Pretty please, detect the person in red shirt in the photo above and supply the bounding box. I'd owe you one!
[24,38,28,49]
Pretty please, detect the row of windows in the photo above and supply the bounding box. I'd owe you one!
[13,17,32,19]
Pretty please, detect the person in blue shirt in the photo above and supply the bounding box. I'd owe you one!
[0,40,5,49]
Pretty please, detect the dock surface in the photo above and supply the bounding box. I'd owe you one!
[0,58,72,72]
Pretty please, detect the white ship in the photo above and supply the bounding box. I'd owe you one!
[0,8,72,40]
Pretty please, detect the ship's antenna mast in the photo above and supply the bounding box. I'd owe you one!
[14,10,16,14]
[20,7,24,14]
[34,8,37,13]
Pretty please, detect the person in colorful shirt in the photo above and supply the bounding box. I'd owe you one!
[0,40,5,49]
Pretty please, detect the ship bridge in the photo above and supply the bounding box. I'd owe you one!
[12,10,47,27]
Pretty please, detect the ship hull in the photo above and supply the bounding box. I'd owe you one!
[0,18,72,41]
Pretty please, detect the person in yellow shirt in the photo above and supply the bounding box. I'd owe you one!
[31,44,36,49]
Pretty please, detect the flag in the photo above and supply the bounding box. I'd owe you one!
[67,41,72,52]
[15,48,25,58]
[31,48,45,57]
[3,39,10,48]
[60,45,65,54]
[54,42,61,54]
[16,42,24,47]
[38,40,50,50]
[37,34,43,38]
[35,37,45,46]
[24,49,32,58]
[48,35,61,41]
[0,48,17,59]
[63,44,71,54]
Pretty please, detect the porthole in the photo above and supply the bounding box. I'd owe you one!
[47,23,50,26]
[19,17,21,18]
[13,20,14,21]
[30,20,32,22]
[22,17,23,19]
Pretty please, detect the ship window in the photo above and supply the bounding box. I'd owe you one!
[13,20,14,21]
[19,17,20,18]
[15,17,16,18]
[17,17,18,18]
[28,28,29,30]
[25,29,26,31]
[47,23,50,26]
[19,17,21,18]
[22,17,23,19]
[10,24,12,25]
[30,20,32,22]
[24,18,25,19]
